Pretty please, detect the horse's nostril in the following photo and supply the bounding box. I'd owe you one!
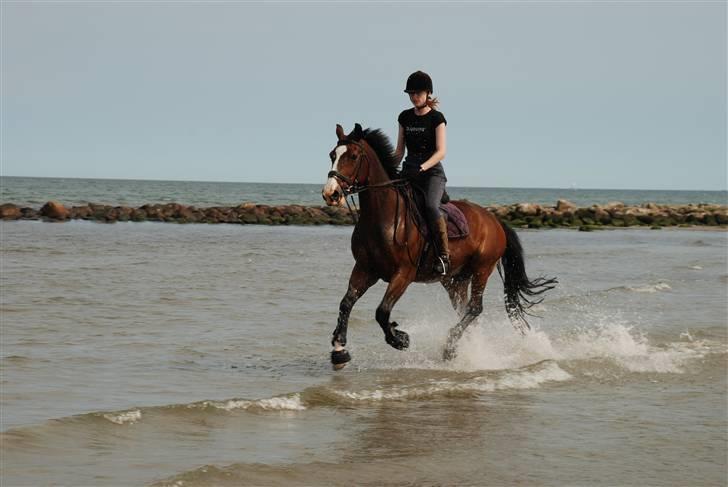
[332,191,340,201]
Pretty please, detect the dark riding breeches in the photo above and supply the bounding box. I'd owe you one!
[402,153,448,233]
[413,172,446,229]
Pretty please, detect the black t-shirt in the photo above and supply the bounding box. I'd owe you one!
[398,108,447,157]
[398,108,447,179]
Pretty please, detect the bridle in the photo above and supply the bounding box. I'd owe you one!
[326,139,422,265]
[327,139,406,198]
[327,139,364,194]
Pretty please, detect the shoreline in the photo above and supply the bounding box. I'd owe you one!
[1,200,726,230]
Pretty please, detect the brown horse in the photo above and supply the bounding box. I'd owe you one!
[322,123,556,369]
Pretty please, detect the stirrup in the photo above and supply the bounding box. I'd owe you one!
[435,255,449,275]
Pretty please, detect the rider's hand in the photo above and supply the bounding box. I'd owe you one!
[401,165,423,179]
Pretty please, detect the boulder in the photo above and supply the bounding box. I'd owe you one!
[593,207,611,224]
[40,201,69,220]
[71,205,92,219]
[131,209,147,221]
[516,202,541,217]
[116,206,133,221]
[237,202,256,210]
[555,199,577,212]
[0,203,21,220]
[20,207,38,219]
[177,206,195,220]
[714,210,728,225]
[492,206,510,218]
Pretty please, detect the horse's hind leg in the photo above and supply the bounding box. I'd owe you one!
[443,264,494,360]
[331,264,377,369]
[376,271,414,350]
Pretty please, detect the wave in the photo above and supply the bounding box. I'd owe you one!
[543,281,674,308]
[316,361,572,404]
[2,321,721,439]
[596,281,672,294]
[87,393,308,426]
[625,282,672,293]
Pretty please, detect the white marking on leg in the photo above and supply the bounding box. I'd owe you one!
[333,341,344,351]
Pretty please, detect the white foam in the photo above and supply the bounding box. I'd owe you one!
[552,324,706,373]
[103,409,142,425]
[451,326,560,371]
[680,330,694,342]
[198,394,306,411]
[385,310,705,376]
[335,362,572,402]
[627,282,671,293]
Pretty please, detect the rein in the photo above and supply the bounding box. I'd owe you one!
[338,177,409,225]
[327,140,421,265]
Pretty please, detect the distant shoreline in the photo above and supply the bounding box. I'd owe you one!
[1,200,726,231]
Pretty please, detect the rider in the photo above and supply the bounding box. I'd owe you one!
[395,70,449,275]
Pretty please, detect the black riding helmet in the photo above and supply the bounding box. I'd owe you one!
[404,71,433,94]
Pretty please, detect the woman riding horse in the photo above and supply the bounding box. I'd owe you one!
[321,78,557,369]
[396,70,450,275]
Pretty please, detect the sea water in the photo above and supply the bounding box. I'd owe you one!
[1,219,726,486]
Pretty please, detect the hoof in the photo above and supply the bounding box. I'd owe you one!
[331,349,351,370]
[443,345,457,361]
[385,329,410,350]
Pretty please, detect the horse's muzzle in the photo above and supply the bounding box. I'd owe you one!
[322,182,344,206]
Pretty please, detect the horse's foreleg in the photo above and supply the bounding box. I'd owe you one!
[376,272,414,350]
[331,264,376,369]
[443,266,493,360]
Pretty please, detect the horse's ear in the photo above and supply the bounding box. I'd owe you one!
[336,124,345,141]
[353,123,363,139]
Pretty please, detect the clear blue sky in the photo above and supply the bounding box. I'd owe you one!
[2,1,726,190]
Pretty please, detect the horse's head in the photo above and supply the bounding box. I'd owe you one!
[322,123,368,206]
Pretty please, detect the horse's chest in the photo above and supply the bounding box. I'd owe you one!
[351,228,403,281]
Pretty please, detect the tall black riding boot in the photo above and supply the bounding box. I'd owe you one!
[434,216,450,275]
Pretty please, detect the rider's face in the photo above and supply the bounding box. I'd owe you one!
[408,91,428,108]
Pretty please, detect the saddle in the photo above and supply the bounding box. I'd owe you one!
[410,188,469,239]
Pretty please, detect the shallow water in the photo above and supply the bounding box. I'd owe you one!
[1,221,726,486]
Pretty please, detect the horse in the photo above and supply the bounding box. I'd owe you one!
[321,123,557,369]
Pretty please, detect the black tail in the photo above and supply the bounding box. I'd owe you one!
[497,220,558,334]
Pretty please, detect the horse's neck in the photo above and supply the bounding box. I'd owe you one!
[358,152,398,220]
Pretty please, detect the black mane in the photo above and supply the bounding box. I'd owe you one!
[361,128,400,179]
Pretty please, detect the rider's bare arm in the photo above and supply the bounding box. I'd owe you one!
[394,124,406,166]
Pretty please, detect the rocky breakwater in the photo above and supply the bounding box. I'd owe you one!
[0,202,353,226]
[0,200,726,229]
[488,199,728,230]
